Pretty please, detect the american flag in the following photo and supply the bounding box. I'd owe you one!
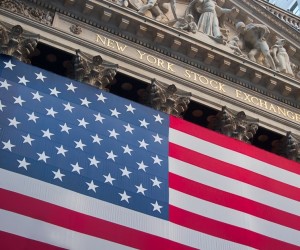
[0,54,300,249]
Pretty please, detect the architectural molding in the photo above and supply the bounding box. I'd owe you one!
[144,79,192,117]
[208,106,259,143]
[73,50,118,90]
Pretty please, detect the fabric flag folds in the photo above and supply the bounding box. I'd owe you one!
[0,54,300,250]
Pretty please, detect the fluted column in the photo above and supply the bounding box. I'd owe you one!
[0,23,39,63]
[145,79,192,117]
[73,50,118,90]
[208,106,259,143]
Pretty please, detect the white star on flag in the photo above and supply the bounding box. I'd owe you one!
[122,144,133,155]
[66,82,77,92]
[154,114,164,123]
[120,166,132,178]
[86,180,98,193]
[138,139,149,149]
[22,134,35,146]
[8,117,20,128]
[94,113,105,123]
[108,129,119,139]
[18,76,30,85]
[37,151,50,163]
[80,97,91,107]
[31,91,43,101]
[125,103,136,113]
[63,102,74,112]
[74,139,86,151]
[151,177,162,188]
[45,107,58,117]
[35,72,47,82]
[60,123,72,134]
[41,129,54,140]
[52,169,65,181]
[103,173,116,185]
[71,162,83,174]
[56,145,68,157]
[153,134,163,144]
[137,161,148,172]
[152,155,163,166]
[77,118,89,128]
[3,60,16,70]
[139,119,149,128]
[135,184,147,195]
[106,150,118,161]
[2,140,15,152]
[110,108,121,118]
[49,87,61,97]
[88,156,100,168]
[96,93,107,102]
[91,134,102,145]
[13,96,25,106]
[27,112,39,123]
[119,191,131,203]
[0,79,11,90]
[151,201,163,213]
[0,100,6,111]
[17,157,30,170]
[123,123,134,134]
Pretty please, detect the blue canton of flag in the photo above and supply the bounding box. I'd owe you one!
[0,54,169,219]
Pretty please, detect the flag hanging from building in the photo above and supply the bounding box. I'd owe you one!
[0,54,300,250]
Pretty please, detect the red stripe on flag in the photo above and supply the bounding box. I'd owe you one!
[0,231,65,250]
[170,172,300,231]
[0,188,195,250]
[170,205,300,250]
[170,116,300,174]
[169,143,300,202]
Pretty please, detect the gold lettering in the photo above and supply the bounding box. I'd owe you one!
[269,104,277,113]
[209,80,218,89]
[115,41,127,52]
[199,76,208,85]
[96,34,106,45]
[107,39,115,49]
[243,93,252,102]
[184,70,191,78]
[287,111,295,120]
[296,114,300,122]
[259,100,268,109]
[277,107,287,117]
[157,59,165,68]
[147,55,157,64]
[167,62,175,72]
[235,89,243,99]
[136,50,146,60]
[218,83,226,93]
[251,96,259,105]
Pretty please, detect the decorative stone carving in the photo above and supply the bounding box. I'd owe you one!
[236,21,277,70]
[271,38,294,76]
[227,36,246,57]
[69,24,82,35]
[144,79,191,117]
[272,132,300,162]
[0,23,39,64]
[208,106,259,143]
[136,0,177,23]
[73,50,118,90]
[173,14,198,34]
[0,0,54,26]
[186,0,236,43]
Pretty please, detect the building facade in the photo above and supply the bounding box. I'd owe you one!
[1,0,300,160]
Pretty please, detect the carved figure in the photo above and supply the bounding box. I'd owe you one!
[137,0,177,22]
[271,38,294,76]
[175,14,198,33]
[186,0,235,43]
[236,21,276,70]
[228,36,246,57]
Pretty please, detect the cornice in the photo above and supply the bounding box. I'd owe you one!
[1,0,300,110]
